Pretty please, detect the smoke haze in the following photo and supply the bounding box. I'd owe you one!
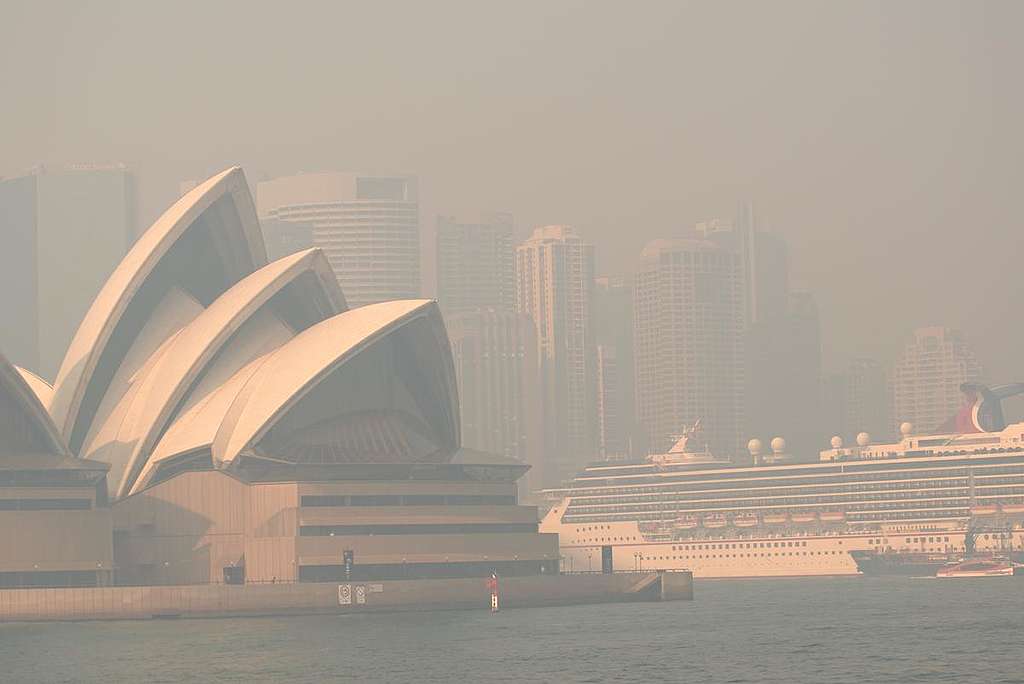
[2,0,1021,376]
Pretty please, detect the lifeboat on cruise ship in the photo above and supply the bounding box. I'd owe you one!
[791,512,817,523]
[674,515,699,530]
[999,504,1024,514]
[820,511,846,523]
[734,514,759,528]
[703,514,728,529]
[763,513,789,524]
[970,505,1000,516]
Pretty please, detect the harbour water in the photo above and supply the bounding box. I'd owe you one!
[2,577,1022,683]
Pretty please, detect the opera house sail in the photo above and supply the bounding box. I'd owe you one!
[0,167,556,588]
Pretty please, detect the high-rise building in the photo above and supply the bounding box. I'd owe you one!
[261,217,314,261]
[0,164,135,379]
[696,203,788,327]
[891,327,983,434]
[596,345,624,460]
[845,358,891,442]
[446,309,542,488]
[593,276,638,458]
[256,173,419,307]
[436,213,515,315]
[634,238,745,457]
[515,225,597,484]
[745,292,822,462]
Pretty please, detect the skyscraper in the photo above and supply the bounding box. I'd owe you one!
[593,275,638,458]
[634,238,745,457]
[595,344,623,459]
[515,225,597,484]
[844,358,891,442]
[256,173,419,307]
[745,292,822,461]
[446,309,542,488]
[0,164,135,379]
[696,203,788,327]
[891,327,983,434]
[436,213,515,315]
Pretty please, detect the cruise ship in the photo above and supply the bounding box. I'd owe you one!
[540,384,1024,578]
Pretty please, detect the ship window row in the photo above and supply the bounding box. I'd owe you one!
[642,551,846,562]
[563,506,974,525]
[569,465,1024,496]
[573,457,1024,488]
[567,494,979,513]
[565,485,1024,511]
[573,475,978,497]
[569,497,974,511]
[568,485,975,507]
[669,540,811,551]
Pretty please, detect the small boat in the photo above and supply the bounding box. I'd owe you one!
[791,512,817,523]
[763,513,788,524]
[970,505,1000,516]
[1000,504,1024,514]
[734,514,759,528]
[703,514,727,529]
[674,515,699,530]
[936,557,1022,578]
[820,511,846,523]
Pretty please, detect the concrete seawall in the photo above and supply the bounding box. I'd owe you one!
[0,571,692,622]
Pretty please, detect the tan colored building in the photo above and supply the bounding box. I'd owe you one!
[634,238,745,457]
[515,225,597,485]
[0,355,113,587]
[891,327,982,434]
[1,166,556,588]
[113,454,556,585]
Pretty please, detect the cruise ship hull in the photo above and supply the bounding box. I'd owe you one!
[542,516,1021,579]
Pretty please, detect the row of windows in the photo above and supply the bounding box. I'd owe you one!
[573,455,1024,489]
[569,468,1024,500]
[640,550,846,562]
[300,494,516,507]
[0,498,92,511]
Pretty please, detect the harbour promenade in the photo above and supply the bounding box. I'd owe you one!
[0,571,693,622]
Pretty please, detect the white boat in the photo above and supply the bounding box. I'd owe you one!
[734,514,759,528]
[541,403,1024,579]
[791,513,817,523]
[703,514,727,529]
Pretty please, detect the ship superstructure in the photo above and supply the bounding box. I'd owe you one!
[541,407,1024,578]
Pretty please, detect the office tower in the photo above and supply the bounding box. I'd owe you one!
[446,309,542,488]
[745,292,822,462]
[256,173,419,307]
[436,213,515,315]
[844,358,891,442]
[891,327,983,434]
[515,225,597,484]
[696,202,788,327]
[0,164,135,379]
[261,217,314,261]
[634,238,745,457]
[593,275,638,458]
[596,345,625,460]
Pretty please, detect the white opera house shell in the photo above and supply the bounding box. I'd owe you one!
[34,167,459,499]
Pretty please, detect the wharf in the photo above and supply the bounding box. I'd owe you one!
[0,571,693,622]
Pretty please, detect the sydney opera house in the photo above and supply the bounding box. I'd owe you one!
[0,167,557,588]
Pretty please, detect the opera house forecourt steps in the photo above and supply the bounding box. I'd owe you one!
[0,167,693,620]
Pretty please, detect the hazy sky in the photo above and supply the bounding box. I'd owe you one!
[2,0,1021,377]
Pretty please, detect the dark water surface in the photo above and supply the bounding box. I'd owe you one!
[2,577,1023,683]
